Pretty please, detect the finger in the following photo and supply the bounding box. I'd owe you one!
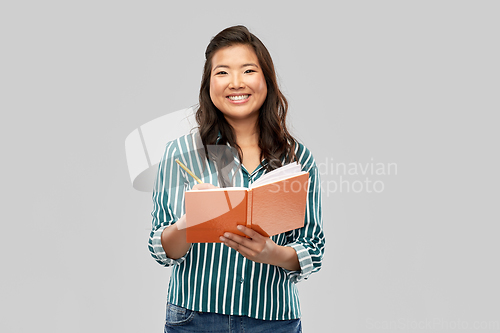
[222,232,254,249]
[220,235,243,251]
[192,183,219,190]
[220,236,257,259]
[236,225,263,240]
[233,246,257,260]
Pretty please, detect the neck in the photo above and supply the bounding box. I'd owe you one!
[225,115,259,147]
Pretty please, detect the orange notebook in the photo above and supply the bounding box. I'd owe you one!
[185,163,309,243]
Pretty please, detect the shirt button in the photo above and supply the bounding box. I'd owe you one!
[239,278,244,283]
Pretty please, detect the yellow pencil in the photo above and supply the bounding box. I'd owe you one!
[175,159,203,184]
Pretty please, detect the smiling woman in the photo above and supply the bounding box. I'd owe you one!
[208,44,268,173]
[149,25,325,333]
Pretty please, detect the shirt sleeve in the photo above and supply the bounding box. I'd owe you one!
[148,140,192,267]
[284,145,325,283]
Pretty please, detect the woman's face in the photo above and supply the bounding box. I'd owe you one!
[209,44,268,125]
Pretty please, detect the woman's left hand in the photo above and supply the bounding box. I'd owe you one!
[220,225,278,266]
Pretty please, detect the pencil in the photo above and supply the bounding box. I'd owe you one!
[175,159,203,184]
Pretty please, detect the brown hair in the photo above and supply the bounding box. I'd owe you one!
[195,25,297,172]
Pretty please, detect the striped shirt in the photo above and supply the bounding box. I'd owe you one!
[148,131,325,320]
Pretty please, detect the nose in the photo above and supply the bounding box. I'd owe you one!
[229,73,245,89]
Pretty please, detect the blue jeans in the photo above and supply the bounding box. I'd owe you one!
[164,303,302,333]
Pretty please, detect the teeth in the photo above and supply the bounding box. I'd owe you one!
[227,95,249,101]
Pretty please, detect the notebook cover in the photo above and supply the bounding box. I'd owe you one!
[250,173,309,237]
[185,189,248,243]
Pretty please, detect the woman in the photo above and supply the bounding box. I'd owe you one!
[149,25,324,332]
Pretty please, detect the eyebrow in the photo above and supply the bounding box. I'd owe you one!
[212,63,259,72]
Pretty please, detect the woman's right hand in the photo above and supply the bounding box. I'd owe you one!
[161,183,219,260]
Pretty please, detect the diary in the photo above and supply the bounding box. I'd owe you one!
[185,162,309,242]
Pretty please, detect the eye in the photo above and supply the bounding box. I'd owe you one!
[244,69,256,74]
[215,71,228,75]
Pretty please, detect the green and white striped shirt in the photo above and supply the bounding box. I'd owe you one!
[149,131,324,320]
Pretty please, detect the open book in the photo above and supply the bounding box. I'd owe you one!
[185,162,309,243]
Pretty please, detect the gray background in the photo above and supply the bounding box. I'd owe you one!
[1,1,499,332]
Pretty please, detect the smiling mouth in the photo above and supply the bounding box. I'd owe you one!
[227,94,250,101]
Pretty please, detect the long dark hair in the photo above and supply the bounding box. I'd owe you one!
[195,25,297,172]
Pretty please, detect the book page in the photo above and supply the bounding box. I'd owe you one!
[250,162,304,188]
[186,162,303,191]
